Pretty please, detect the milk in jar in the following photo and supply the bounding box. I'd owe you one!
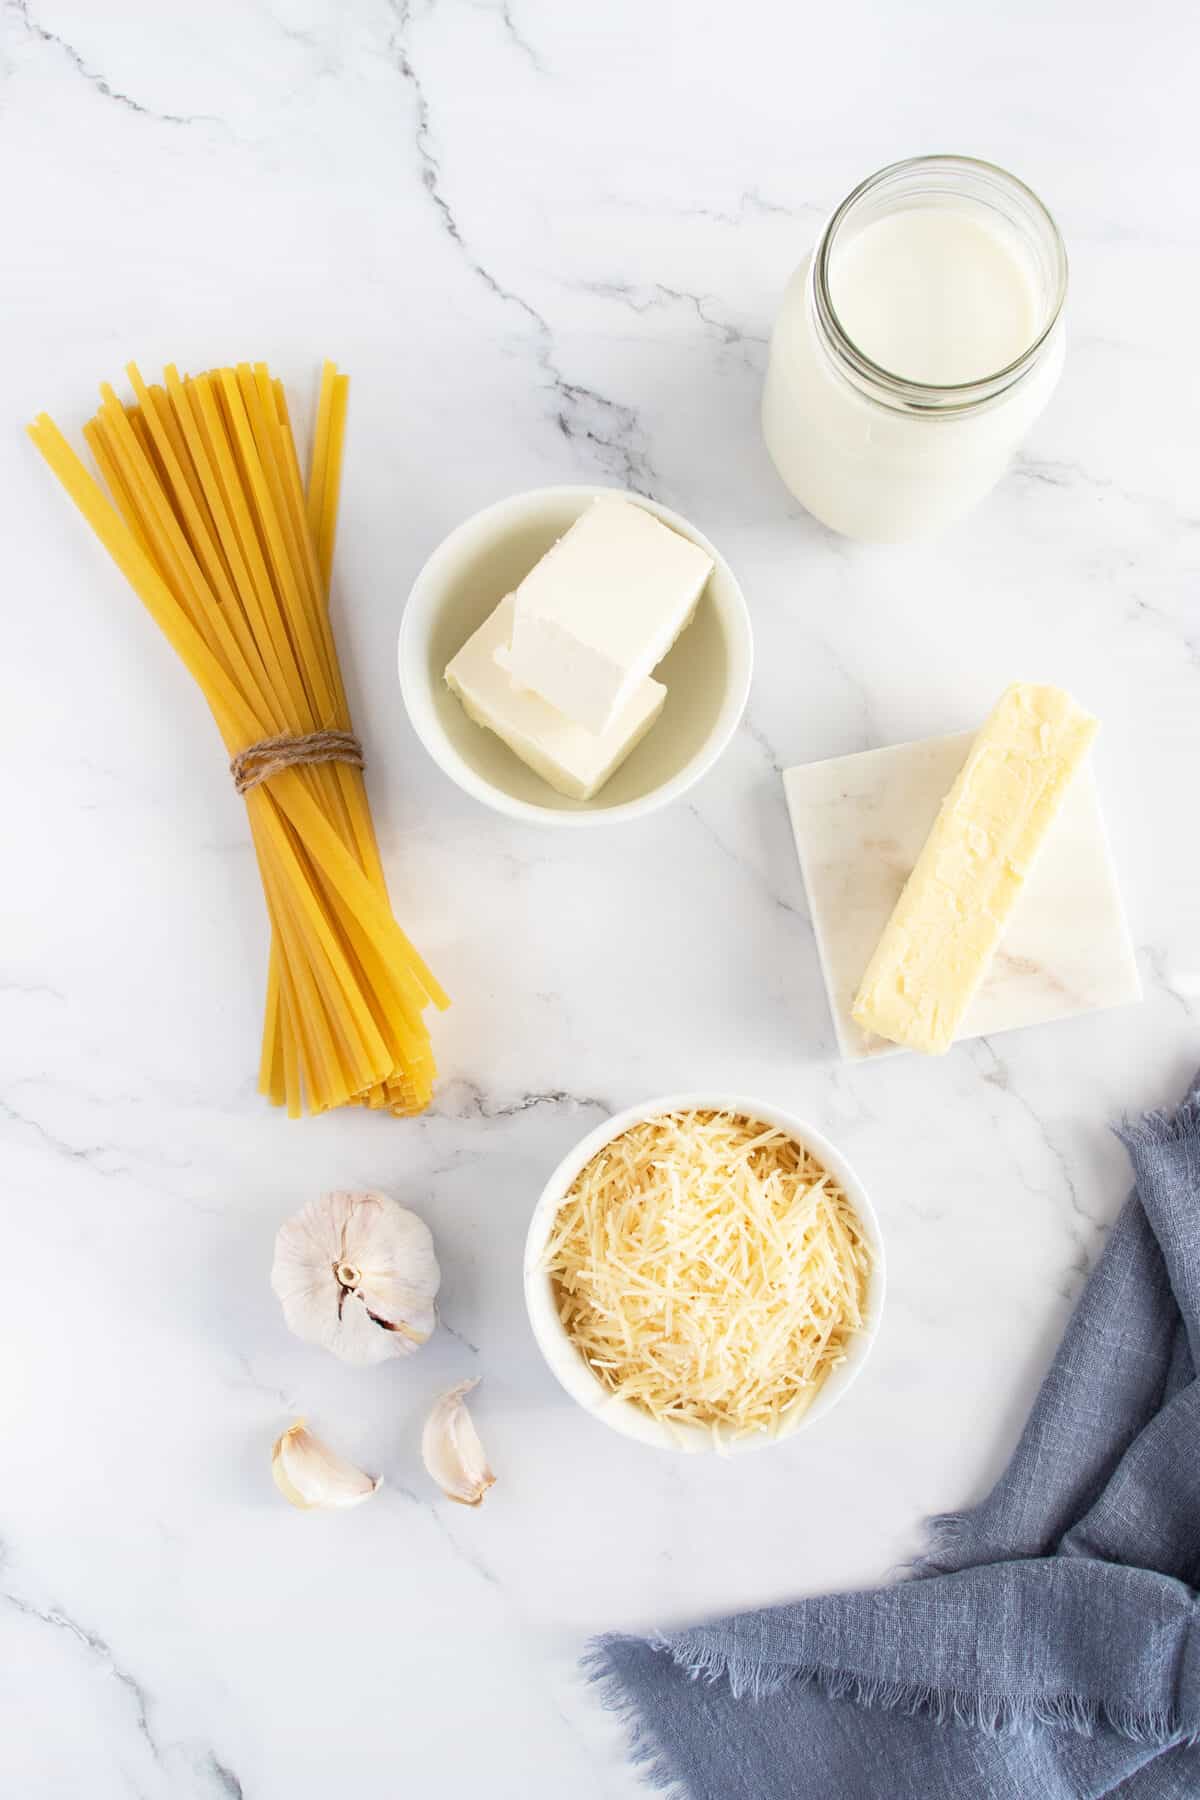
[762,157,1068,542]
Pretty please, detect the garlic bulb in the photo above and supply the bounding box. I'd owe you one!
[271,1190,440,1365]
[272,1421,381,1510]
[422,1379,496,1506]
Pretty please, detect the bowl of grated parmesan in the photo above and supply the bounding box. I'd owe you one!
[523,1095,884,1453]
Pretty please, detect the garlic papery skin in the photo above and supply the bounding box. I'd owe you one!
[422,1379,496,1507]
[271,1422,382,1511]
[271,1191,440,1366]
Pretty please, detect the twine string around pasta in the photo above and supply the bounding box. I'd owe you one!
[230,729,364,795]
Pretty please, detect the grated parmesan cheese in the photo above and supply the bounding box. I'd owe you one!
[542,1110,871,1442]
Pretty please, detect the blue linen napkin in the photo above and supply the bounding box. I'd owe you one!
[587,1069,1200,1799]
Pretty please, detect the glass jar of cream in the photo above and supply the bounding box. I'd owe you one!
[761,156,1068,542]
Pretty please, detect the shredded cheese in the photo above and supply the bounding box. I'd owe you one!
[543,1110,871,1442]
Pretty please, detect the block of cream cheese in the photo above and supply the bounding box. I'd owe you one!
[505,498,713,734]
[851,684,1099,1054]
[444,594,666,801]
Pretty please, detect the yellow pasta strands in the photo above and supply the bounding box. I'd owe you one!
[29,362,447,1118]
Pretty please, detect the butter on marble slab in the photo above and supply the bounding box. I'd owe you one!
[505,497,713,734]
[851,685,1098,1053]
[783,726,1140,1063]
[445,594,666,802]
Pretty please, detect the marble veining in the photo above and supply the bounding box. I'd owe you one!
[2,2,1198,1796]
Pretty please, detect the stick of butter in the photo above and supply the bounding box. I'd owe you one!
[851,684,1099,1055]
[445,594,666,802]
[505,498,713,734]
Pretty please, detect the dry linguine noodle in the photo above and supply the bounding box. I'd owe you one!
[29,361,447,1117]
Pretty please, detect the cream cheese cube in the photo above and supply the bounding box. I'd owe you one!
[505,498,712,734]
[444,595,666,802]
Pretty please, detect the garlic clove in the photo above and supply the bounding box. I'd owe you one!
[271,1191,440,1366]
[421,1379,496,1507]
[271,1421,382,1511]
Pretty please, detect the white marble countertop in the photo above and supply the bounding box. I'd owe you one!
[3,3,1198,1795]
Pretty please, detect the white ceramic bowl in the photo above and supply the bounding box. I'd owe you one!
[398,486,753,826]
[523,1093,885,1454]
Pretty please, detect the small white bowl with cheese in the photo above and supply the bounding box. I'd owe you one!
[523,1094,885,1453]
[398,487,753,825]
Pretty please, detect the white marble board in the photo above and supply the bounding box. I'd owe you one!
[784,732,1142,1061]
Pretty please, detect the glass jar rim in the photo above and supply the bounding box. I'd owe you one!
[812,154,1069,413]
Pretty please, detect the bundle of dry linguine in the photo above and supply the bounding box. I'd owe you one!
[29,362,447,1117]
